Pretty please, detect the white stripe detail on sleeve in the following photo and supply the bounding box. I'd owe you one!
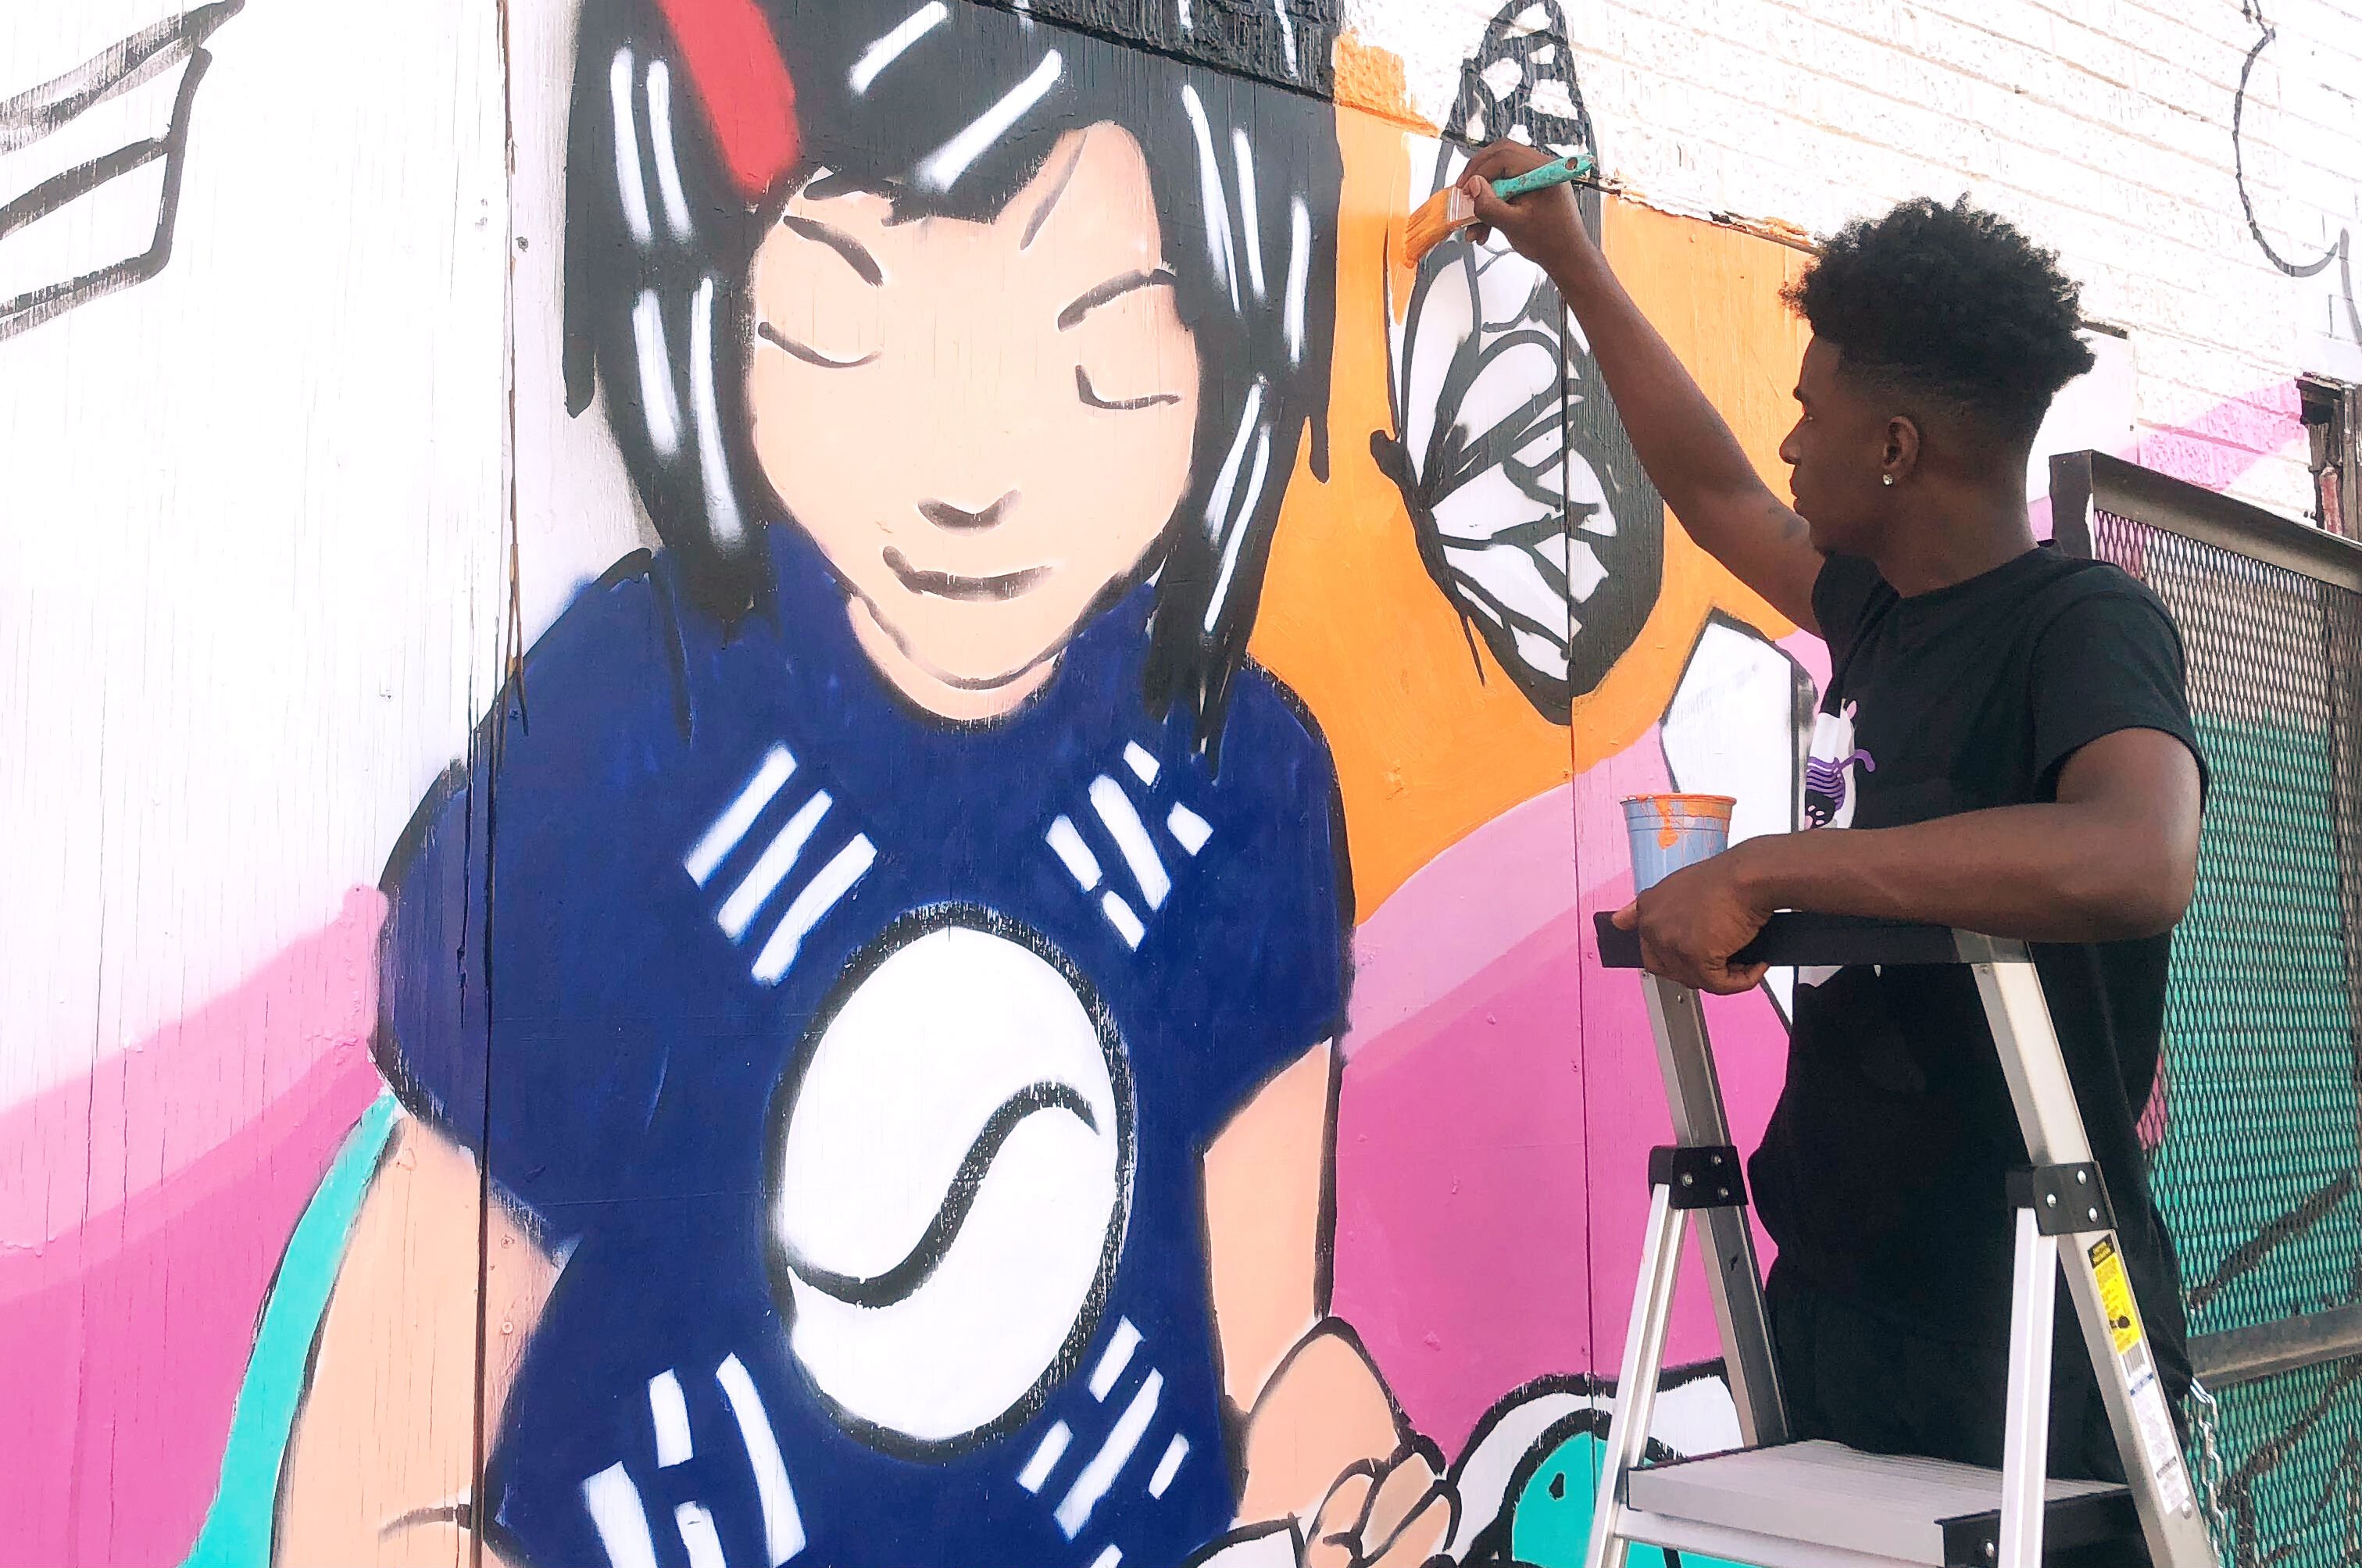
[631,290,683,459]
[1054,1370,1163,1537]
[1100,891,1145,950]
[1089,777,1170,909]
[716,1354,807,1564]
[645,59,694,240]
[675,1502,730,1568]
[1122,741,1160,786]
[1165,802,1212,856]
[648,1370,694,1468]
[1089,1548,1123,1568]
[609,49,653,246]
[582,1464,660,1568]
[1088,1318,1142,1401]
[752,835,877,985]
[1017,1420,1073,1493]
[717,791,832,941]
[1046,815,1103,891]
[1148,1432,1189,1497]
[686,748,795,885]
[918,52,1063,191]
[850,2,949,94]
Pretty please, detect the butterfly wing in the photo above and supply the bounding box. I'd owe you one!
[1375,0,1664,718]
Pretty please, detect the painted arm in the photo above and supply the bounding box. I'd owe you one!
[1204,1042,1454,1566]
[273,1117,558,1568]
[1456,141,1825,635]
[1617,728,2205,992]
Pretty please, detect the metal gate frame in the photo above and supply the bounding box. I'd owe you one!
[2049,449,2362,1391]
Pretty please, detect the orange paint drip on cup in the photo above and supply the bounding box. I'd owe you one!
[1631,793,1736,848]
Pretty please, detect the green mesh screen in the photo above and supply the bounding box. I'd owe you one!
[2085,507,2362,1563]
[2205,1357,2360,1568]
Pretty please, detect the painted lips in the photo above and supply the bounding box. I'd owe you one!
[884,546,1049,602]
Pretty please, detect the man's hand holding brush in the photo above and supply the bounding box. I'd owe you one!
[1456,140,1596,274]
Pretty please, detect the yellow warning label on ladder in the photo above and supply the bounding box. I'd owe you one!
[2089,1237,2144,1355]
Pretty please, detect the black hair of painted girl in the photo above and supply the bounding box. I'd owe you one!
[563,0,1343,756]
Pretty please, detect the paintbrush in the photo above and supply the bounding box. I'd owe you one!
[1403,152,1598,265]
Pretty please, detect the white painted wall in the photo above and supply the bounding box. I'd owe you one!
[0,1,507,1100]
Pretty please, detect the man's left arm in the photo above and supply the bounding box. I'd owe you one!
[1622,595,2205,993]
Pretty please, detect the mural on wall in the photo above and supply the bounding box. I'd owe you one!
[0,2,1867,1566]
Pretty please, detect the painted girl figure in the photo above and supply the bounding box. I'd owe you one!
[277,2,1454,1565]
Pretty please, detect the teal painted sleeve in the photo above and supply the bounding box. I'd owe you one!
[180,1092,402,1568]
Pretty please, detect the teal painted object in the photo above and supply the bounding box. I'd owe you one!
[1488,152,1596,202]
[1506,1430,1756,1568]
[180,1094,402,1568]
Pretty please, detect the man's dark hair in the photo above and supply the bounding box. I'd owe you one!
[1785,196,2094,449]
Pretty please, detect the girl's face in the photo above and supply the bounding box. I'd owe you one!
[746,124,1202,720]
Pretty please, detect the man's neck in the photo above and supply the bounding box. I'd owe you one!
[1869,485,2039,598]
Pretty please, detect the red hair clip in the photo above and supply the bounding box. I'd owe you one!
[649,0,800,202]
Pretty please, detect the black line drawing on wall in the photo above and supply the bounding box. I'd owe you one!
[1372,0,1667,722]
[2232,0,2360,348]
[0,2,243,342]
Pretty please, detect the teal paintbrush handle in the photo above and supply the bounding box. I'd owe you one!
[1490,152,1596,200]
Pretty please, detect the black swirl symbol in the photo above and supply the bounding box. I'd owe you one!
[776,1080,1100,1309]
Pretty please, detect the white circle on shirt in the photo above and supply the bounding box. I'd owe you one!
[765,908,1133,1453]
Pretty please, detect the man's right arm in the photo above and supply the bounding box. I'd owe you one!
[1460,142,1825,634]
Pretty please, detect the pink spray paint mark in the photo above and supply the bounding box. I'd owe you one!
[0,892,386,1568]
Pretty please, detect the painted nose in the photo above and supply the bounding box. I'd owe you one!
[917,491,1020,531]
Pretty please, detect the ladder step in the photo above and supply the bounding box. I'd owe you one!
[1621,1440,2142,1567]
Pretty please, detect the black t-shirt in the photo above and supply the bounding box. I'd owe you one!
[1752,544,2204,1401]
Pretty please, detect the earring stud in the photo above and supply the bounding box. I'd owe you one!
[1881,474,1895,487]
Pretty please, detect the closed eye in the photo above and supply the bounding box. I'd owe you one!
[757,321,878,370]
[1076,365,1180,411]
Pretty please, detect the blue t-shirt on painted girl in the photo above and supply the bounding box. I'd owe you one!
[377,524,1349,1568]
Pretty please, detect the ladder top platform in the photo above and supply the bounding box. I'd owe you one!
[1624,1441,2139,1567]
[1592,911,1998,971]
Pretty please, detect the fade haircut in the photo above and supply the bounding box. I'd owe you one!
[1785,197,2095,450]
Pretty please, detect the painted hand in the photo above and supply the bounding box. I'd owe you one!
[1302,1440,1457,1568]
[1458,139,1590,273]
[1611,845,1774,995]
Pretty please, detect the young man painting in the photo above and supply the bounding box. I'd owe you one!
[1462,151,2207,1489]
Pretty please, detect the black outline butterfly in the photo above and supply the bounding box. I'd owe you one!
[1372,0,1665,721]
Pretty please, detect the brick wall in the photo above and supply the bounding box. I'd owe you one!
[1336,0,2362,518]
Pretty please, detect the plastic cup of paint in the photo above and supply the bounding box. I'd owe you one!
[1621,795,1738,891]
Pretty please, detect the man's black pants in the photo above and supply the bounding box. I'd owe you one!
[1765,1262,2150,1566]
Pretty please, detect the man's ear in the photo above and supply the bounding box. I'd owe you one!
[1884,414,1923,481]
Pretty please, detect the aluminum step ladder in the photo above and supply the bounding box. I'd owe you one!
[1586,913,2217,1568]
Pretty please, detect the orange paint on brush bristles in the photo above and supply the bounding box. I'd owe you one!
[1402,152,1598,266]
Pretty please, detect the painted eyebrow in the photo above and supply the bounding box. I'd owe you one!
[779,215,883,286]
[1020,134,1089,250]
[1056,268,1177,330]
[756,321,880,369]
